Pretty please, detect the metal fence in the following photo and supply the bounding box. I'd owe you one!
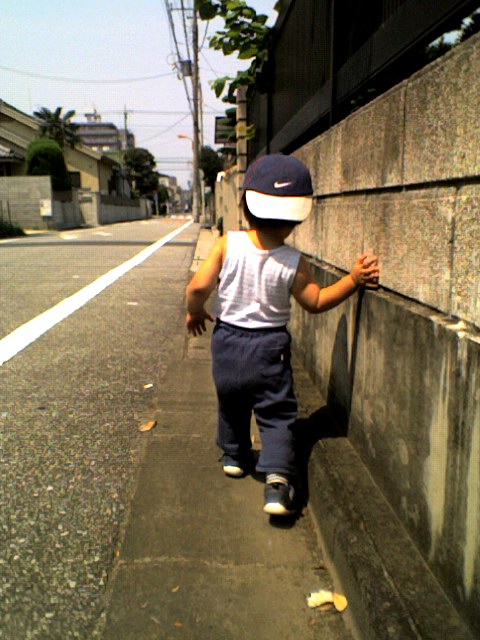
[248,0,479,160]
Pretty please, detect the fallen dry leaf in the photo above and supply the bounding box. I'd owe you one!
[173,620,184,627]
[139,420,157,432]
[171,585,180,593]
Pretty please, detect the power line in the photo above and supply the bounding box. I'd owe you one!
[163,0,193,115]
[100,107,220,115]
[160,1,202,219]
[200,52,221,79]
[200,20,210,51]
[137,113,191,143]
[0,64,176,84]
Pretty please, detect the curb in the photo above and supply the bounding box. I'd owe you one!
[305,435,474,639]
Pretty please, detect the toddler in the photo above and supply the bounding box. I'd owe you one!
[186,154,379,516]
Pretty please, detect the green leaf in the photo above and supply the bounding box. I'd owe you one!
[198,0,273,101]
[238,46,257,59]
[226,0,241,11]
[222,40,237,55]
[211,76,229,97]
[197,0,218,20]
[240,7,255,19]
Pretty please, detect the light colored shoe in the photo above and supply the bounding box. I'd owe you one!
[222,453,253,478]
[263,478,296,516]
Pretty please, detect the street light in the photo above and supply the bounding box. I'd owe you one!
[177,133,193,145]
[178,133,201,223]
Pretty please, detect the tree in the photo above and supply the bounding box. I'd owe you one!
[33,106,80,149]
[123,148,159,197]
[199,146,224,192]
[157,184,170,205]
[196,0,284,102]
[26,138,72,191]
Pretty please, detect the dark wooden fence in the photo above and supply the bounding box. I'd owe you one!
[248,0,479,160]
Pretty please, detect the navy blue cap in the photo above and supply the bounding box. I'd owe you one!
[243,154,313,197]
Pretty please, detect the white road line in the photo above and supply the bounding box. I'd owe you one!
[0,220,194,367]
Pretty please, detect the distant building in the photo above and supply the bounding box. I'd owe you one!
[158,173,182,213]
[76,110,134,153]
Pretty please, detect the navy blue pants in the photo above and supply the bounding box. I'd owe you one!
[211,320,297,476]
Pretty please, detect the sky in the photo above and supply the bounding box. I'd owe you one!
[0,0,279,188]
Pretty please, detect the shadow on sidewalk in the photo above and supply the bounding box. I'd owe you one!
[290,287,367,512]
[291,404,347,510]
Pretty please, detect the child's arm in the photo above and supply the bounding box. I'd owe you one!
[186,236,226,335]
[291,253,380,314]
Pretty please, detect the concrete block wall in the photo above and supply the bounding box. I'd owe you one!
[78,191,150,227]
[293,33,480,330]
[52,191,84,230]
[0,176,52,230]
[290,34,480,634]
[98,201,147,225]
[0,179,150,231]
[291,271,480,634]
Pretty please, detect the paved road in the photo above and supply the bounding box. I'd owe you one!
[0,219,198,639]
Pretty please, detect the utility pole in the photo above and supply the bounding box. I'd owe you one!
[123,105,128,148]
[164,0,202,220]
[192,6,201,223]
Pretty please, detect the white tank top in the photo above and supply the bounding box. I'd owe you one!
[212,231,301,328]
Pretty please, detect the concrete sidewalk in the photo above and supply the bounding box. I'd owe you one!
[100,228,354,639]
[100,227,473,640]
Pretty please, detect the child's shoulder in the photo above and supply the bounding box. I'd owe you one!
[213,234,228,251]
[210,233,229,264]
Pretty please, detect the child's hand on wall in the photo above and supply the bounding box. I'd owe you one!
[351,253,380,288]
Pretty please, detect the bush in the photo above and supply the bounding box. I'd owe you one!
[26,138,72,191]
[0,219,25,238]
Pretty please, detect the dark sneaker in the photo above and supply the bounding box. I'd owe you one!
[222,453,253,478]
[263,481,296,516]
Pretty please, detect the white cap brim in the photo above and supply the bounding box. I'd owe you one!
[245,190,313,222]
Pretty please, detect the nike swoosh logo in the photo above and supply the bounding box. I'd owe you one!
[274,181,293,188]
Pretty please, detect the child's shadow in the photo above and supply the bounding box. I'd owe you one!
[265,407,346,529]
[289,295,365,517]
[290,405,347,514]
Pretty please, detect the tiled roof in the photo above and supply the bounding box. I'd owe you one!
[0,143,24,160]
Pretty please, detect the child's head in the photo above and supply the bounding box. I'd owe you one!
[242,154,313,229]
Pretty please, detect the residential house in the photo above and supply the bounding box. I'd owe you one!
[0,99,150,229]
[0,99,128,195]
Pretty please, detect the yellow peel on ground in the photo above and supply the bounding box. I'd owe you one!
[138,420,157,432]
[307,590,348,612]
[333,592,348,612]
